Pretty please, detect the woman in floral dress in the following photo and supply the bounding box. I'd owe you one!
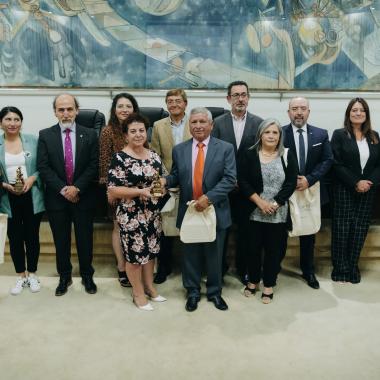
[108,113,168,311]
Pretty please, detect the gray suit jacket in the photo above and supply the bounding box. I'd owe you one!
[166,137,236,230]
[212,111,263,160]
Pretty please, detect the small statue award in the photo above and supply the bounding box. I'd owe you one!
[151,173,163,197]
[14,167,25,194]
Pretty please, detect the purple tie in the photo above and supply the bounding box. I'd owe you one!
[64,129,74,185]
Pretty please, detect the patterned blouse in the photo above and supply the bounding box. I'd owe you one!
[98,124,125,184]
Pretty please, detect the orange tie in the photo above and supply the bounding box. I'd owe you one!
[193,142,205,200]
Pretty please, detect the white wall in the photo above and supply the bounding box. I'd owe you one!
[1,88,380,137]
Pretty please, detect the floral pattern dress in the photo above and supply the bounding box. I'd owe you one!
[108,150,168,264]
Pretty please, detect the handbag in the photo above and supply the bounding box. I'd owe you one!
[180,201,216,243]
[288,181,321,237]
[160,189,180,236]
[0,213,8,264]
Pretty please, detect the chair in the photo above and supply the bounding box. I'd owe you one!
[76,109,106,138]
[140,107,169,142]
[206,107,229,120]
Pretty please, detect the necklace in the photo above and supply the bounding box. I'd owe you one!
[261,150,277,157]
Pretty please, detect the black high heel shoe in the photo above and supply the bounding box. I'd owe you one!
[261,292,274,304]
[118,271,131,288]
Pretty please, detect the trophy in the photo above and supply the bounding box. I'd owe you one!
[14,167,25,194]
[151,173,163,197]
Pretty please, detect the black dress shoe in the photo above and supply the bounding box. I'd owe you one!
[302,273,320,289]
[207,295,228,310]
[154,269,172,284]
[55,277,73,296]
[82,276,97,294]
[185,296,200,312]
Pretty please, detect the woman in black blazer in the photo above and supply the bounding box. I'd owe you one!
[238,118,297,303]
[331,98,380,283]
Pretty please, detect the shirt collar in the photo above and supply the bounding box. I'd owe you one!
[60,122,76,133]
[193,135,211,147]
[292,124,307,134]
[231,111,247,122]
[170,114,186,126]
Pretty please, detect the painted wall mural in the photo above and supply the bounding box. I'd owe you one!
[1,0,380,90]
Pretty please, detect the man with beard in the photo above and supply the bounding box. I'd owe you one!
[37,93,99,296]
[212,80,263,284]
[281,97,333,289]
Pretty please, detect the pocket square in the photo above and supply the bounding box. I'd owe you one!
[312,143,322,147]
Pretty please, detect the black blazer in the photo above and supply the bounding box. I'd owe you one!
[212,111,263,161]
[238,148,298,217]
[37,123,99,210]
[331,128,380,189]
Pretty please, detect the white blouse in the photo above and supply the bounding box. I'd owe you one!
[5,151,27,183]
[356,139,369,172]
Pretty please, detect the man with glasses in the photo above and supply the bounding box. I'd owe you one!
[150,88,192,284]
[281,96,333,289]
[212,80,263,284]
[37,93,99,296]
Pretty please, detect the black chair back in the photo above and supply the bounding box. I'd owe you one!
[140,107,169,142]
[206,107,229,120]
[76,109,106,138]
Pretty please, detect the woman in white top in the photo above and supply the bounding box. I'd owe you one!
[330,98,380,283]
[0,106,45,294]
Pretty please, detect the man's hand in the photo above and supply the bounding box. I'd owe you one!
[61,186,80,203]
[296,175,309,191]
[194,195,210,212]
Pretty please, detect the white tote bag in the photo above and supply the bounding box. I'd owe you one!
[288,181,321,237]
[0,213,8,264]
[160,189,180,237]
[180,201,216,243]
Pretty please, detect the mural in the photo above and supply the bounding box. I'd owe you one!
[0,0,380,90]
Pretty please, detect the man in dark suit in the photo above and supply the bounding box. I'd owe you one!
[37,94,99,296]
[281,97,333,289]
[212,80,263,284]
[163,107,236,312]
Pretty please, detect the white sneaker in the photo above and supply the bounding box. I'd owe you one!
[28,274,41,293]
[10,277,27,295]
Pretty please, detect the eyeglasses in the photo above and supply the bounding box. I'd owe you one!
[167,99,184,105]
[230,92,248,99]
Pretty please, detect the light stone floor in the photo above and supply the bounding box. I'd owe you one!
[1,256,380,380]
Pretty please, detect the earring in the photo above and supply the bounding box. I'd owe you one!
[125,139,129,144]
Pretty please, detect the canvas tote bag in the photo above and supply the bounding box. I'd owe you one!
[180,201,216,243]
[288,181,321,237]
[160,189,180,236]
[0,213,8,264]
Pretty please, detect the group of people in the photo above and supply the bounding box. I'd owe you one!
[0,82,378,312]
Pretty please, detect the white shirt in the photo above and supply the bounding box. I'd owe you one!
[232,112,247,149]
[170,115,187,146]
[356,138,369,172]
[292,124,308,168]
[5,151,27,183]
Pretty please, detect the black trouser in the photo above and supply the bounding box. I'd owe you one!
[157,234,173,273]
[48,205,95,278]
[248,221,287,288]
[7,191,43,273]
[223,191,250,276]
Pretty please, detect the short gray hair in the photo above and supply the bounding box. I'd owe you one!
[250,118,284,156]
[189,107,213,122]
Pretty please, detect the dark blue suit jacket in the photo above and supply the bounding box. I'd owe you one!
[282,123,333,204]
[166,137,236,230]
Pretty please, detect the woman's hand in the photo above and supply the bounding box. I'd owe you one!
[2,183,20,195]
[355,180,373,193]
[22,176,36,193]
[257,198,278,215]
[107,187,118,205]
[139,187,152,202]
